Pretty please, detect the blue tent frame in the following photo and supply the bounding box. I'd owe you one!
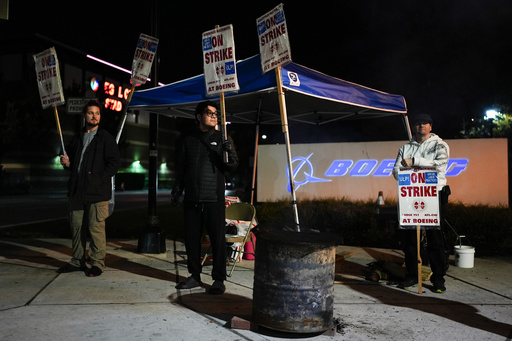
[130,54,410,135]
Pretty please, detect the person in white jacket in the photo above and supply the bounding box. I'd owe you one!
[393,113,451,293]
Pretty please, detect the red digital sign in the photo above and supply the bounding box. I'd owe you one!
[90,78,130,112]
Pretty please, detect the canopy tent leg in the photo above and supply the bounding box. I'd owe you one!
[250,96,263,205]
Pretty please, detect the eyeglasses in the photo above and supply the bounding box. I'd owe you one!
[203,110,219,118]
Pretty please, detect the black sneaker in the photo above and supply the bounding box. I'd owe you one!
[208,280,226,295]
[85,266,103,277]
[433,283,446,293]
[176,276,202,289]
[399,277,418,289]
[57,264,86,273]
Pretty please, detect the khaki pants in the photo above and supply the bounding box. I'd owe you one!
[68,199,109,270]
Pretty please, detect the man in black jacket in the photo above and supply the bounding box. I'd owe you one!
[58,100,120,277]
[172,101,238,294]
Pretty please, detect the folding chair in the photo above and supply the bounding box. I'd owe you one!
[201,202,257,277]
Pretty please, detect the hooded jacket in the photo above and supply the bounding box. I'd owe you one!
[392,133,450,190]
[65,128,120,202]
[173,128,238,203]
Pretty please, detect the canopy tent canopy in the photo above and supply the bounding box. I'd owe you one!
[128,54,409,223]
[129,54,409,134]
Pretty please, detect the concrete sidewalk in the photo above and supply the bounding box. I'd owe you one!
[0,238,511,341]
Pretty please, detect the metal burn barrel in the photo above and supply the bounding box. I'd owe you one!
[252,228,340,333]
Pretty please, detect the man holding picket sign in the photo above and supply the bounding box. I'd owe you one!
[43,33,158,276]
[393,113,451,293]
[172,25,240,294]
[58,100,120,277]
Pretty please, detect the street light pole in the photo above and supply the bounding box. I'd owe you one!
[137,0,165,254]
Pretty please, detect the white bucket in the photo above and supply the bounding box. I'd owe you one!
[454,245,475,268]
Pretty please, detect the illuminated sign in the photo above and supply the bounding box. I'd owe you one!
[90,78,131,112]
[288,155,468,192]
[257,140,508,206]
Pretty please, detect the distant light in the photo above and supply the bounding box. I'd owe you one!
[261,134,267,140]
[128,160,146,173]
[159,162,169,174]
[485,109,499,120]
[90,77,99,91]
[52,156,62,169]
[86,54,165,86]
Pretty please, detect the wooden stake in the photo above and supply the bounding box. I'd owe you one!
[219,91,228,163]
[115,84,136,143]
[417,225,422,294]
[53,106,66,155]
[275,66,300,231]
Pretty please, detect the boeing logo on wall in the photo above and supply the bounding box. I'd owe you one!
[287,153,330,191]
[287,153,469,192]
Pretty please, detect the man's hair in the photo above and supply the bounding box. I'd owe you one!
[195,100,218,116]
[82,100,102,114]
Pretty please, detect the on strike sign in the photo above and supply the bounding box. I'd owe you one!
[398,167,440,229]
[131,33,159,86]
[256,3,291,73]
[33,47,65,109]
[202,24,239,96]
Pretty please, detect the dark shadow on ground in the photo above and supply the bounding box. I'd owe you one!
[336,248,512,339]
[0,239,191,286]
[168,292,330,339]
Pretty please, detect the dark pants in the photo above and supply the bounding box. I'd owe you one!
[402,186,450,286]
[184,201,227,281]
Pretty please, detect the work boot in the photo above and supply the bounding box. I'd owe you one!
[176,276,202,289]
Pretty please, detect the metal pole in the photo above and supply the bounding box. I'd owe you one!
[250,97,263,205]
[403,114,413,140]
[137,0,165,253]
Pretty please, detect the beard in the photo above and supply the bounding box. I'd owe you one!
[86,121,99,130]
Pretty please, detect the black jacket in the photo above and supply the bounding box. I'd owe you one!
[65,128,120,202]
[173,128,238,203]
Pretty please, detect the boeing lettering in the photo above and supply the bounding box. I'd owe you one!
[288,154,469,192]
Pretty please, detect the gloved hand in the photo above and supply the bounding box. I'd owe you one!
[171,194,179,206]
[222,140,232,152]
[171,186,181,206]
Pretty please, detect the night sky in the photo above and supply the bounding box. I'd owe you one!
[3,0,512,140]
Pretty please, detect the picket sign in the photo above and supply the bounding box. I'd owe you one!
[398,167,441,294]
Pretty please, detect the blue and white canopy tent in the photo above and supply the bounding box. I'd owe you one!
[130,54,408,130]
[129,54,409,222]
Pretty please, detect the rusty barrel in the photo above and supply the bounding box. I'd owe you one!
[252,228,338,333]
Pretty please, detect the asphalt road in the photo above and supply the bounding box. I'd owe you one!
[0,190,171,228]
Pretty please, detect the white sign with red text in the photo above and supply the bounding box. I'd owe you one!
[33,47,65,109]
[202,24,239,96]
[256,3,292,73]
[131,33,159,86]
[398,167,440,229]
